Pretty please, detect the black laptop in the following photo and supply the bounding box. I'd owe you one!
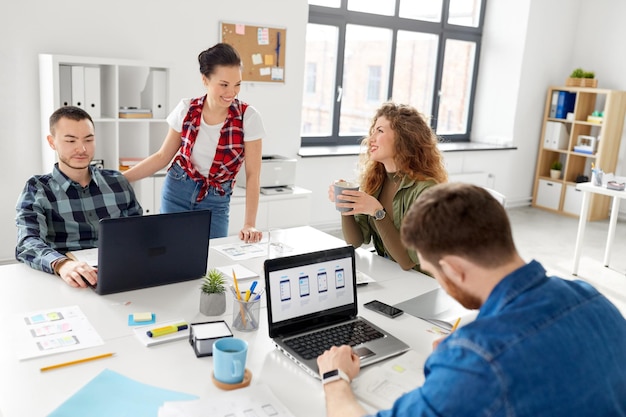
[264,245,409,378]
[91,210,211,295]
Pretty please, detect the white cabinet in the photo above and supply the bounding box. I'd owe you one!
[38,54,170,211]
[563,184,584,215]
[535,179,562,210]
[228,187,312,235]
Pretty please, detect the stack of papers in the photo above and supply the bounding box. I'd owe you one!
[159,384,294,417]
[352,350,427,410]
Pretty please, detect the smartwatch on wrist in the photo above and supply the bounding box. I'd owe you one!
[321,369,351,385]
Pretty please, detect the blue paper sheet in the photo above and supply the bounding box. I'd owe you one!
[47,368,197,417]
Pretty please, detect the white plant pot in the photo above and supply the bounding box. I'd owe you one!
[199,292,226,316]
[550,169,561,179]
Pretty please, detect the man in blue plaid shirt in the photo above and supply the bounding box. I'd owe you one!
[16,106,142,287]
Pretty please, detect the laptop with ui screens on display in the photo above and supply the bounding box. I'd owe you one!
[264,245,409,379]
[91,210,211,295]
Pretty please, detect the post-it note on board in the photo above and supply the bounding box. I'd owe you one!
[128,313,155,326]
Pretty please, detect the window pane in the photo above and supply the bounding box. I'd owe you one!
[399,0,442,22]
[301,24,338,136]
[436,39,476,135]
[348,0,395,16]
[448,0,482,27]
[340,25,392,137]
[309,0,340,7]
[392,31,438,118]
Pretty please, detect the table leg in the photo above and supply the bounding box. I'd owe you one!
[573,191,591,276]
[603,196,621,267]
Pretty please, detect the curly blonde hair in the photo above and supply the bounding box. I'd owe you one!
[359,102,447,195]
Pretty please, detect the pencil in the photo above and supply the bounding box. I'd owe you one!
[232,269,247,327]
[40,352,114,372]
[451,317,461,332]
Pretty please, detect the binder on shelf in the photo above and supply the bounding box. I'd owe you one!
[555,91,576,119]
[140,69,167,119]
[71,65,85,109]
[84,66,101,119]
[544,121,569,150]
[59,65,72,107]
[549,91,558,118]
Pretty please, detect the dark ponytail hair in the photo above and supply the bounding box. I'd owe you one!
[198,43,242,77]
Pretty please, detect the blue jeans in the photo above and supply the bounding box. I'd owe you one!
[161,163,231,239]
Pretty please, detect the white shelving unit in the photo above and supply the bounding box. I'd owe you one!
[38,54,170,214]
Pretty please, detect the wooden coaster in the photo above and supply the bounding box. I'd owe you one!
[212,368,252,390]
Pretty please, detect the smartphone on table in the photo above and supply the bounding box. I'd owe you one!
[363,300,404,318]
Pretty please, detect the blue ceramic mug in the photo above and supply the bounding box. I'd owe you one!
[213,338,248,384]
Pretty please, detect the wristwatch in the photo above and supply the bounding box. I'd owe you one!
[321,369,351,385]
[373,208,386,221]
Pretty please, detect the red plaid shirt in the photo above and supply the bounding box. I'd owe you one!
[171,95,248,202]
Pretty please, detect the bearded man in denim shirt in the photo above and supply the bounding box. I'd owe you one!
[318,183,626,417]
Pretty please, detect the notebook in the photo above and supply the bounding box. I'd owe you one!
[87,210,211,295]
[264,245,409,379]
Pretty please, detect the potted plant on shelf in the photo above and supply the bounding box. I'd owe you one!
[550,160,563,180]
[566,68,597,88]
[199,268,227,316]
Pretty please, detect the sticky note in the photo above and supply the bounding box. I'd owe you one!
[236,24,245,35]
[251,53,263,65]
[133,312,153,322]
[264,55,274,66]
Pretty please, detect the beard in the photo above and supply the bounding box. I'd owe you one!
[58,154,92,170]
[439,273,482,310]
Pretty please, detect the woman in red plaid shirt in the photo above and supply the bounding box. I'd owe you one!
[125,43,265,243]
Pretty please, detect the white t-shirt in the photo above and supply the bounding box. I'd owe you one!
[167,98,265,177]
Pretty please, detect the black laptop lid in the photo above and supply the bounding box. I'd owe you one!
[264,246,357,338]
[95,209,211,295]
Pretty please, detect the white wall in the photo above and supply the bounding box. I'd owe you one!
[0,0,308,262]
[4,0,626,262]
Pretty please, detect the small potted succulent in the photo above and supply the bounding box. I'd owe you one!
[550,160,562,180]
[199,268,227,316]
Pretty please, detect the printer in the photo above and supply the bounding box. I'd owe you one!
[236,155,297,195]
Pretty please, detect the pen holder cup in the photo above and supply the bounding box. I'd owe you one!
[232,294,261,332]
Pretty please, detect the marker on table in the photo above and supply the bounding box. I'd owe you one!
[40,352,114,372]
[147,322,188,338]
[245,281,258,302]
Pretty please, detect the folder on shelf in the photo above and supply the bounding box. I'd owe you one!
[59,65,72,107]
[141,69,167,119]
[84,66,101,119]
[549,91,558,118]
[71,65,85,109]
[555,91,575,119]
[544,121,569,150]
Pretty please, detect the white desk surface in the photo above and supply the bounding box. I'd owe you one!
[0,226,444,417]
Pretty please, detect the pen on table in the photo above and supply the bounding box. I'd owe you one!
[232,269,242,300]
[450,317,461,333]
[253,288,265,301]
[40,352,114,372]
[147,322,188,338]
[245,281,258,302]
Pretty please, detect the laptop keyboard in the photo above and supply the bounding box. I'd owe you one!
[284,320,384,360]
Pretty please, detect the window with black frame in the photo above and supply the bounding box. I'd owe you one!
[301,0,487,147]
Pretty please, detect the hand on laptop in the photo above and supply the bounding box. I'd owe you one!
[239,225,262,243]
[317,345,361,382]
[57,260,98,288]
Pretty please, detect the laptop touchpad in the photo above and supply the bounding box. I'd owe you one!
[353,346,375,360]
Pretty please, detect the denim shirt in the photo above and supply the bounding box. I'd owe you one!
[371,260,626,417]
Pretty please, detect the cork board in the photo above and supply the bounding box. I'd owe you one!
[220,21,286,83]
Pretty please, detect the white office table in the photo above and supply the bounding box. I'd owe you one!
[0,226,441,417]
[573,182,626,275]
